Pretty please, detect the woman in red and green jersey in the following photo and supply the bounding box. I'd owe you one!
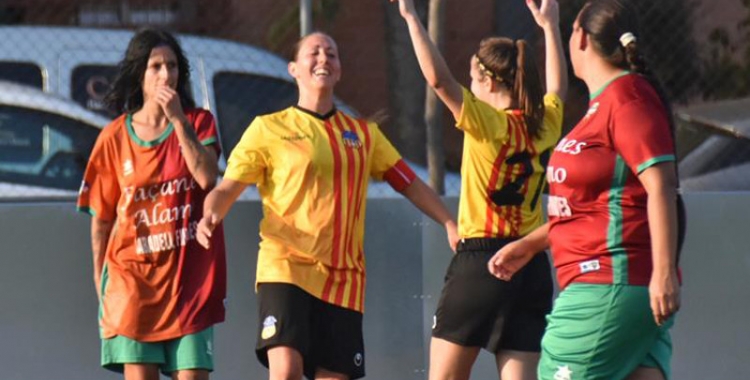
[77,29,226,380]
[393,0,567,379]
[489,1,684,379]
[195,32,458,380]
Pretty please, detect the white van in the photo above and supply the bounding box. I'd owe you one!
[0,26,357,169]
[0,26,369,199]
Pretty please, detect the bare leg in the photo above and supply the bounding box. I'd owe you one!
[315,367,349,380]
[172,369,209,380]
[123,364,160,380]
[625,366,666,380]
[495,350,540,380]
[267,346,304,380]
[429,337,481,380]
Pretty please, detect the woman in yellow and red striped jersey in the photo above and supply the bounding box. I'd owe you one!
[196,32,458,380]
[393,0,567,379]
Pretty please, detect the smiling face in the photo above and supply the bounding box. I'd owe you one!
[288,33,341,93]
[142,45,178,103]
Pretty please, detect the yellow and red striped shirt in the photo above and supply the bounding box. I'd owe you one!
[456,87,563,238]
[224,106,415,313]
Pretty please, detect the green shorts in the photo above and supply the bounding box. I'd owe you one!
[538,284,673,380]
[101,327,214,375]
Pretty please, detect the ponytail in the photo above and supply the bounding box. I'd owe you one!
[512,40,545,139]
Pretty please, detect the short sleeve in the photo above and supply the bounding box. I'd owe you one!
[456,86,510,143]
[191,109,222,157]
[224,117,269,185]
[539,93,564,147]
[368,124,416,191]
[76,133,120,221]
[611,98,675,174]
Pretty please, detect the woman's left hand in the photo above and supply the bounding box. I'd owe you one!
[155,86,185,124]
[649,269,681,326]
[445,220,459,254]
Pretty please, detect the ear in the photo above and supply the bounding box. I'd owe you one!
[287,61,297,79]
[577,29,589,52]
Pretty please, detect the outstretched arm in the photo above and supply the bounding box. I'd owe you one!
[527,0,568,99]
[400,178,459,252]
[196,178,248,249]
[392,0,464,118]
[488,222,549,280]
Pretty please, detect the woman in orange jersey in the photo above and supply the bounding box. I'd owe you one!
[196,32,458,380]
[393,0,567,379]
[77,29,226,380]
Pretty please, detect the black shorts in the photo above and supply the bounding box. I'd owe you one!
[256,283,365,380]
[432,237,553,353]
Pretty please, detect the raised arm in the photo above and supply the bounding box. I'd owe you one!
[527,0,567,99]
[158,87,219,190]
[400,178,459,252]
[392,0,464,118]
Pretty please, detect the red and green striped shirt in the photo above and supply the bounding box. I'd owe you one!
[547,73,676,289]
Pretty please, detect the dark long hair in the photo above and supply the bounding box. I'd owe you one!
[578,0,686,257]
[105,28,195,114]
[475,37,544,139]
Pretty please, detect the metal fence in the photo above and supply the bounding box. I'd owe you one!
[0,0,749,199]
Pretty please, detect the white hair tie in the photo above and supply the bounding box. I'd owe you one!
[619,32,636,47]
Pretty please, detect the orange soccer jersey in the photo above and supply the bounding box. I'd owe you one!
[456,87,563,238]
[77,109,226,342]
[224,106,415,313]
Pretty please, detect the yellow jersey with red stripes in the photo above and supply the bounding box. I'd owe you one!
[456,87,563,238]
[224,106,416,313]
[77,109,227,342]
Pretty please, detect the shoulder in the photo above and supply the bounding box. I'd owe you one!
[607,74,662,109]
[98,114,128,141]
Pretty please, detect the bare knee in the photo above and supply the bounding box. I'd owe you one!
[123,363,160,380]
[171,369,209,380]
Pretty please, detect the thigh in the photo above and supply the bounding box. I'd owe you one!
[496,350,540,380]
[163,327,215,375]
[432,250,518,349]
[310,300,365,380]
[538,284,666,380]
[255,283,314,370]
[429,337,480,380]
[101,335,165,373]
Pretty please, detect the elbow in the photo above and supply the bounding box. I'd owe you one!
[196,172,218,191]
[427,77,444,91]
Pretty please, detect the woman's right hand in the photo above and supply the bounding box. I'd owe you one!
[391,0,417,19]
[487,239,536,281]
[526,0,559,30]
[196,213,220,249]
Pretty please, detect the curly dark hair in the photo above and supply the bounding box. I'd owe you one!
[105,28,195,114]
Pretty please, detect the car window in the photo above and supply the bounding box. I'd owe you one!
[71,64,119,118]
[0,105,100,190]
[213,72,298,154]
[0,62,44,90]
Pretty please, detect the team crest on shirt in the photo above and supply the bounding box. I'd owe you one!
[342,130,362,149]
[122,159,134,176]
[261,316,278,340]
[584,102,599,119]
[353,352,363,367]
[554,365,573,380]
